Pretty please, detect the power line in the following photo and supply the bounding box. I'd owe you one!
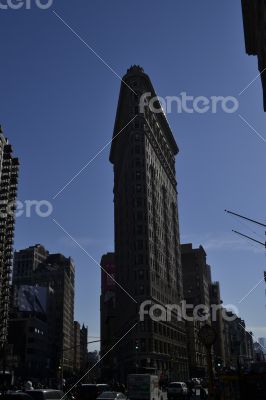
[225,210,266,228]
[232,230,266,248]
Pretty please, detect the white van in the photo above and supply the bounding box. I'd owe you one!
[167,382,188,399]
[127,374,164,400]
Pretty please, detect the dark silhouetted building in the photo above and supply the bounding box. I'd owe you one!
[181,244,212,377]
[254,341,265,362]
[80,324,88,372]
[0,126,19,361]
[73,321,81,373]
[100,252,116,380]
[109,66,188,381]
[210,282,226,370]
[8,316,50,379]
[73,321,88,375]
[223,311,254,369]
[241,0,266,110]
[11,245,75,377]
[181,244,211,308]
[258,337,266,357]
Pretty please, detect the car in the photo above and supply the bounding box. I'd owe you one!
[25,389,65,400]
[96,392,126,400]
[76,384,98,400]
[96,384,111,395]
[1,394,33,400]
[167,382,188,398]
[200,378,208,388]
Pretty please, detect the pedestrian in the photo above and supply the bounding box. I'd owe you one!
[24,381,34,391]
[200,386,207,399]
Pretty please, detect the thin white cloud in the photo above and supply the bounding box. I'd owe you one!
[181,232,265,254]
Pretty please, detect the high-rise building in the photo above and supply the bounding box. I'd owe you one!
[181,244,211,309]
[100,252,116,380]
[73,321,81,373]
[254,341,265,362]
[241,0,266,110]
[210,282,226,369]
[109,66,188,381]
[8,315,50,379]
[223,311,254,369]
[80,324,88,372]
[12,245,75,376]
[258,337,266,355]
[73,322,88,374]
[0,126,19,360]
[12,244,48,284]
[181,244,212,377]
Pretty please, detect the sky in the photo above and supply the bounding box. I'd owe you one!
[1,0,266,350]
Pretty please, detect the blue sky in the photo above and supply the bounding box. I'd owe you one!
[1,0,266,349]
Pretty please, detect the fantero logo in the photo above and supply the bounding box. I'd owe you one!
[0,0,53,10]
[139,92,239,115]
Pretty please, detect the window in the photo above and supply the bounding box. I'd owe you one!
[137,255,144,264]
[139,269,144,278]
[137,240,143,250]
[137,225,143,234]
[136,198,142,207]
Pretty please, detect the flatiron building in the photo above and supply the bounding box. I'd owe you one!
[109,66,188,381]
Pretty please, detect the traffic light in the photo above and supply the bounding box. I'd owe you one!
[135,340,139,351]
[215,358,222,370]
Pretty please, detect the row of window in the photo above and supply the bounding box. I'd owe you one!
[132,337,187,357]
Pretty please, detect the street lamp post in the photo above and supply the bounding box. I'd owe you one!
[135,340,139,373]
[198,325,217,400]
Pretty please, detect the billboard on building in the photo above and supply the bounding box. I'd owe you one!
[102,263,116,304]
[102,263,116,293]
[16,285,47,314]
